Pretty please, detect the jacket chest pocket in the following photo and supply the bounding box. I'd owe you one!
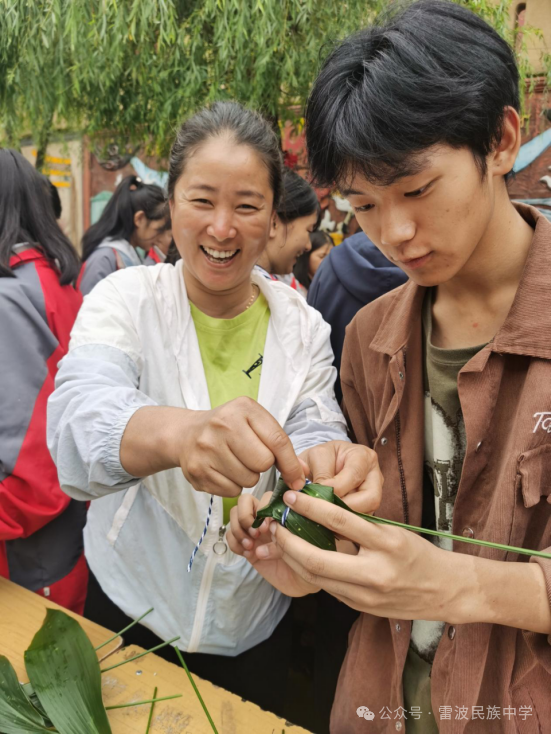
[516,444,551,508]
[509,445,551,558]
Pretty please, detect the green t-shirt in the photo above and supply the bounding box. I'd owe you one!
[189,293,270,524]
[404,291,484,734]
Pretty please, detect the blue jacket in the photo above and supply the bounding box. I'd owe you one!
[308,232,408,402]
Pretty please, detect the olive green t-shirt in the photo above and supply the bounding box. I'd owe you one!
[404,291,485,734]
[189,293,270,524]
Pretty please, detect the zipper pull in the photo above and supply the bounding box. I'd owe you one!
[213,524,227,555]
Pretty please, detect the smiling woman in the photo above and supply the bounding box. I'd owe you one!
[46,101,375,719]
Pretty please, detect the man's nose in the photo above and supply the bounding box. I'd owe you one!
[379,212,416,249]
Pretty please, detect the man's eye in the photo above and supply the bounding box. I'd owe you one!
[194,198,212,205]
[404,184,429,198]
[238,204,258,210]
[355,204,374,213]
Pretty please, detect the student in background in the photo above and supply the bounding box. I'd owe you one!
[255,168,320,292]
[79,176,168,294]
[0,149,87,614]
[293,230,334,295]
[308,230,408,401]
[144,210,172,265]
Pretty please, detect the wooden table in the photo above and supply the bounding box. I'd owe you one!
[0,578,308,734]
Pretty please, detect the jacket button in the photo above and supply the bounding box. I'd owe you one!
[395,623,401,632]
[448,626,456,640]
[462,527,475,539]
[475,441,482,452]
[395,722,403,731]
[381,437,388,446]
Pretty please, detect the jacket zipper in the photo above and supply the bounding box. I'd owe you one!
[187,506,226,652]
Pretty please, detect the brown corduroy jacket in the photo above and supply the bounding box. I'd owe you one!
[331,204,551,735]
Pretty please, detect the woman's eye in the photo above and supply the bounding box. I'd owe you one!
[355,203,374,213]
[194,198,212,205]
[238,204,258,211]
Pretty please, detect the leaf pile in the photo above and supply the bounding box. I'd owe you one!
[0,609,111,734]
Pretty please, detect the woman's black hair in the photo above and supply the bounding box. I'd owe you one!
[168,101,284,208]
[41,175,62,219]
[293,230,333,290]
[82,175,167,261]
[276,168,321,227]
[0,149,80,284]
[306,0,520,187]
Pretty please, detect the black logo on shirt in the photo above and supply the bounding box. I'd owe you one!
[243,354,263,379]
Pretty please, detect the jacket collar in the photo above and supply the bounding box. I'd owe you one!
[370,204,551,361]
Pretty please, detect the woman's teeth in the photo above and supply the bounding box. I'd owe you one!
[202,246,238,260]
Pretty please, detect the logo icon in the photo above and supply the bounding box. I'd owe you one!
[243,353,263,380]
[356,706,375,721]
[533,411,551,433]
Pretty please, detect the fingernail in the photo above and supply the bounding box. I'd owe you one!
[257,545,269,558]
[249,528,259,538]
[242,537,252,549]
[269,522,278,534]
[284,491,297,505]
[291,479,304,491]
[243,550,250,558]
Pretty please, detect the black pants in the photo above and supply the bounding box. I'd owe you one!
[85,571,357,732]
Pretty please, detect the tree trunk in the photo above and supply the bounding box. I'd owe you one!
[34,115,53,171]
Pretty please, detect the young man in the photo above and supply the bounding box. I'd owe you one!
[228,1,551,732]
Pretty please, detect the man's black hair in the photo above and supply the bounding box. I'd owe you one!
[305,0,520,188]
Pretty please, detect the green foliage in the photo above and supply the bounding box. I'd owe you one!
[0,0,548,158]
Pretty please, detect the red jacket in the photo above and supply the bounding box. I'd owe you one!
[0,245,88,613]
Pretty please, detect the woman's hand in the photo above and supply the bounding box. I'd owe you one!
[121,399,306,497]
[227,493,319,598]
[299,440,383,514]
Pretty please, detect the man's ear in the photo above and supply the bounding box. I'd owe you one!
[489,106,522,178]
[134,210,147,229]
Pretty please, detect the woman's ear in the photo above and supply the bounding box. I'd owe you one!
[489,106,522,178]
[269,213,278,240]
[133,210,147,229]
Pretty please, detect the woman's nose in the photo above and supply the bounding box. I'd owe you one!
[207,210,237,241]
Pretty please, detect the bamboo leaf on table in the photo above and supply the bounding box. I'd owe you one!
[0,656,52,734]
[24,609,112,734]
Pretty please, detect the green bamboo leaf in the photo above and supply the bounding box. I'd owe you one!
[20,682,51,725]
[253,479,336,551]
[0,656,52,734]
[24,609,112,734]
[258,480,551,561]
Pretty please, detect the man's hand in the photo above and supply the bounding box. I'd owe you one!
[260,491,551,635]
[260,490,460,620]
[299,440,383,514]
[227,493,319,597]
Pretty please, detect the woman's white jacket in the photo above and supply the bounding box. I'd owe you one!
[47,262,348,655]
